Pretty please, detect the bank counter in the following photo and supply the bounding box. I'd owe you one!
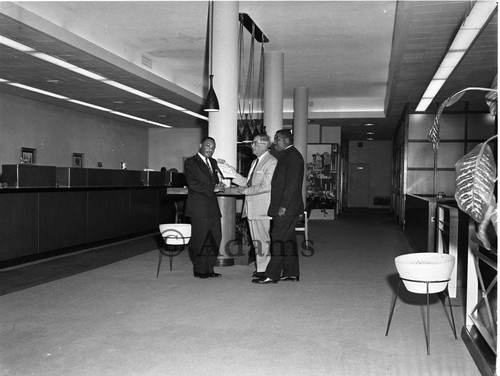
[0,164,184,267]
[404,194,470,293]
[404,194,459,252]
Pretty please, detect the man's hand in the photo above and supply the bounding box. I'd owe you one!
[214,182,225,193]
[278,207,287,217]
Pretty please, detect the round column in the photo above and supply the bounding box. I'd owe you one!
[293,86,308,204]
[209,1,239,266]
[263,51,284,137]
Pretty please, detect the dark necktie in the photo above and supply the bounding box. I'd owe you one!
[205,157,212,173]
[247,159,257,187]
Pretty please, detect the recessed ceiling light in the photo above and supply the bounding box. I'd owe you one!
[367,137,374,141]
[366,131,375,135]
[113,101,124,104]
[364,123,375,126]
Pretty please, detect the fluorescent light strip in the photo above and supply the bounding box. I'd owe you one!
[30,52,107,80]
[182,109,208,121]
[0,35,35,52]
[440,51,466,67]
[0,35,203,121]
[103,80,153,99]
[1,79,171,128]
[433,66,456,80]
[110,110,171,128]
[416,98,434,112]
[449,29,482,50]
[149,97,186,111]
[8,82,70,100]
[415,1,497,112]
[68,99,112,112]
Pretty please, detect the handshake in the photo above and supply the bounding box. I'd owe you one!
[214,182,225,193]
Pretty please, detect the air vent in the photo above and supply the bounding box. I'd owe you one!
[141,54,152,69]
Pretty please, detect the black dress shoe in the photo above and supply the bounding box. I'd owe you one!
[209,273,222,278]
[252,271,265,279]
[194,272,209,279]
[279,276,300,282]
[252,277,278,284]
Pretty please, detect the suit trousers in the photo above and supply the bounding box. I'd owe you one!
[248,218,271,272]
[265,215,300,280]
[189,217,221,274]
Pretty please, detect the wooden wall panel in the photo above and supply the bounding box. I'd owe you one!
[38,191,87,252]
[87,190,129,242]
[408,114,432,139]
[407,170,434,194]
[439,114,465,139]
[0,192,38,261]
[129,189,158,233]
[437,143,465,168]
[467,114,496,139]
[407,142,434,168]
[436,171,457,194]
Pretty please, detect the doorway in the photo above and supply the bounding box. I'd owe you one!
[348,163,370,207]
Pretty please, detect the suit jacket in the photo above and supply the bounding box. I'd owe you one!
[267,145,305,217]
[184,154,221,218]
[233,151,277,220]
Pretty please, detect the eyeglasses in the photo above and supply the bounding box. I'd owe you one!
[251,141,267,145]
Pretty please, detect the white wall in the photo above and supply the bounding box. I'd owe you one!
[0,93,149,171]
[148,127,205,172]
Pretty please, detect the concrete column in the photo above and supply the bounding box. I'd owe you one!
[209,1,239,266]
[263,51,284,137]
[293,86,308,205]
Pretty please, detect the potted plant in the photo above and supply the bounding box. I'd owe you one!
[234,213,254,264]
[428,79,497,250]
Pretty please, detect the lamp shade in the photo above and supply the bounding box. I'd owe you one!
[204,75,219,112]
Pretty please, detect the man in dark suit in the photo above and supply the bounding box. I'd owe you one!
[184,137,225,279]
[253,129,305,284]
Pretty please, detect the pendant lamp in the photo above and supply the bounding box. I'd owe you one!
[204,1,219,112]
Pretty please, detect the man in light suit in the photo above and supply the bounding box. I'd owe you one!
[184,137,225,279]
[230,134,277,281]
[253,129,304,284]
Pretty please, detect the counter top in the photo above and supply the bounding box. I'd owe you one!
[406,193,456,203]
[166,187,243,196]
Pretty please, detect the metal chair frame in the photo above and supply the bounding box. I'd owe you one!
[157,224,190,277]
[295,210,309,248]
[385,277,457,355]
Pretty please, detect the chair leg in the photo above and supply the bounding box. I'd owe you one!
[425,282,430,355]
[445,285,458,339]
[304,213,309,245]
[156,247,164,278]
[169,252,173,272]
[385,279,402,336]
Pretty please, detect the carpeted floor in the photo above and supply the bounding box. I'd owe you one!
[0,235,160,296]
[0,209,482,375]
